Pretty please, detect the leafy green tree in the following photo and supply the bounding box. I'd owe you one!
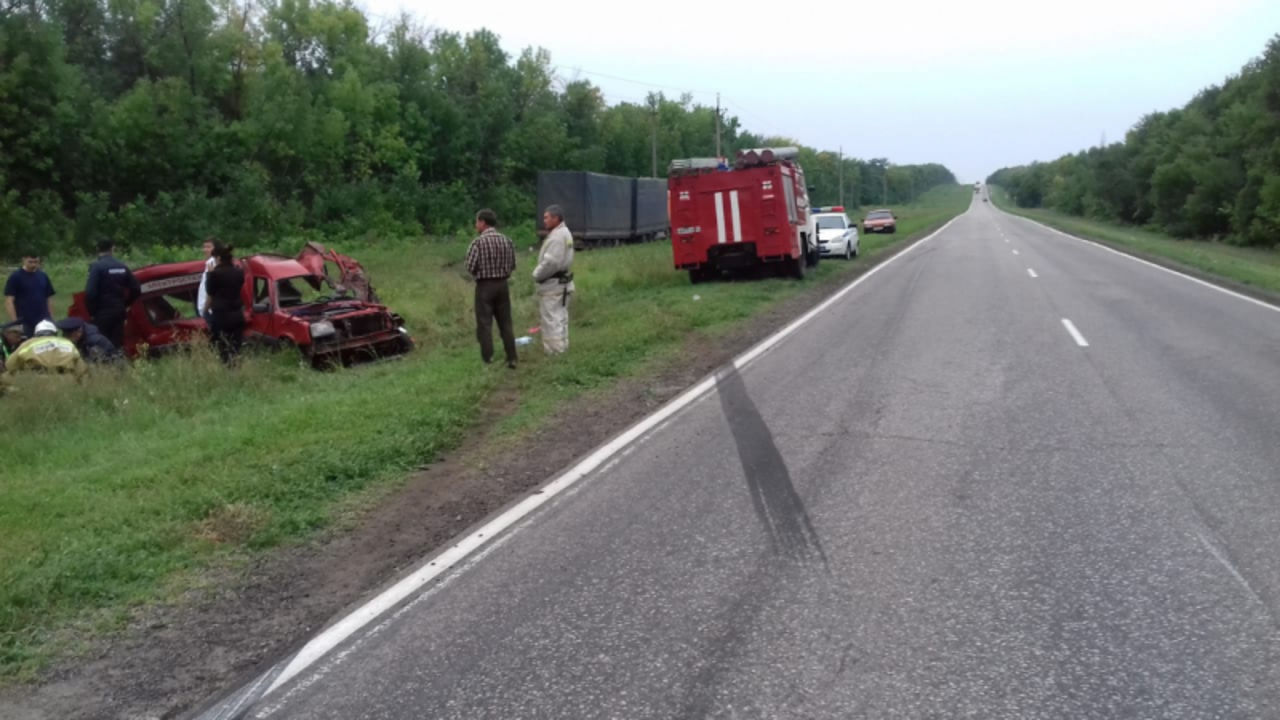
[989,33,1280,247]
[0,0,957,258]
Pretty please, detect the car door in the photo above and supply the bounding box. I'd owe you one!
[248,275,274,339]
[833,215,849,253]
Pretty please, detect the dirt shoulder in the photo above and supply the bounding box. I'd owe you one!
[0,229,942,720]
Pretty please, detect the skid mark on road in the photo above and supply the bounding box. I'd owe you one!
[716,368,827,566]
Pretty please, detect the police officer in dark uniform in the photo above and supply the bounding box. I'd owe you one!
[84,238,141,349]
[55,316,121,364]
[1,320,23,364]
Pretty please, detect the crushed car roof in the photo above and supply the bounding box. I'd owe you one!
[133,255,316,287]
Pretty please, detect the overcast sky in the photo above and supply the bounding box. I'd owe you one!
[361,0,1280,182]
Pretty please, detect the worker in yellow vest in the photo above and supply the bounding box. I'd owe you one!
[5,320,88,379]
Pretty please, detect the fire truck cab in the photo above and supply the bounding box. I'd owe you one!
[668,147,820,283]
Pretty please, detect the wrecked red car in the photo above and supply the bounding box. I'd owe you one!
[68,244,412,366]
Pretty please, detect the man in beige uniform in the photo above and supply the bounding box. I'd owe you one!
[533,204,575,354]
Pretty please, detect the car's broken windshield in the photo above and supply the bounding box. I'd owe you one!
[277,275,328,307]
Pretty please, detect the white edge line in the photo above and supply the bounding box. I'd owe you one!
[1027,268,1038,278]
[1195,530,1265,606]
[1007,212,1280,315]
[260,213,964,697]
[1061,318,1089,347]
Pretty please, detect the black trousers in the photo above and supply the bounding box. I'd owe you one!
[475,278,516,365]
[93,308,126,349]
[210,317,244,365]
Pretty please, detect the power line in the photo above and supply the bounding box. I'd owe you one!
[719,95,784,138]
[591,85,655,107]
[547,61,779,131]
[347,7,785,134]
[554,65,718,99]
[721,104,779,140]
[352,3,402,28]
[551,64,793,144]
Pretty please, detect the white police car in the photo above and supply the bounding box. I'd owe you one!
[813,206,860,260]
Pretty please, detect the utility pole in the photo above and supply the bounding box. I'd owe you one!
[714,92,722,160]
[838,146,844,207]
[650,106,658,178]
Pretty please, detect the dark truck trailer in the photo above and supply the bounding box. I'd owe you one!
[536,171,669,247]
[631,177,668,241]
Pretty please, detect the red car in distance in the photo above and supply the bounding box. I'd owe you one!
[862,209,898,234]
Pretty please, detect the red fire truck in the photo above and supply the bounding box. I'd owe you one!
[668,147,820,283]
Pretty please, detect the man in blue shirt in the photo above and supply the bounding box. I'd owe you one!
[4,251,56,337]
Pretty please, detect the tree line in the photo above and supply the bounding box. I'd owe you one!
[0,0,956,258]
[987,35,1280,247]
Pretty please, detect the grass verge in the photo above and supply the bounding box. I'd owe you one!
[989,186,1280,298]
[0,184,971,680]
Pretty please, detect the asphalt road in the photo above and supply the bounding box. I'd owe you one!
[226,196,1280,719]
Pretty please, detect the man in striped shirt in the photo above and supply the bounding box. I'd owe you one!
[466,209,518,369]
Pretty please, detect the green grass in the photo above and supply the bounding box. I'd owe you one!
[989,187,1280,296]
[0,184,971,679]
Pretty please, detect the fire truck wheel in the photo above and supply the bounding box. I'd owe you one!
[788,253,807,280]
[805,239,820,268]
[689,268,705,285]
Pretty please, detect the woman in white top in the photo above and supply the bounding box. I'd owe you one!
[196,237,217,328]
